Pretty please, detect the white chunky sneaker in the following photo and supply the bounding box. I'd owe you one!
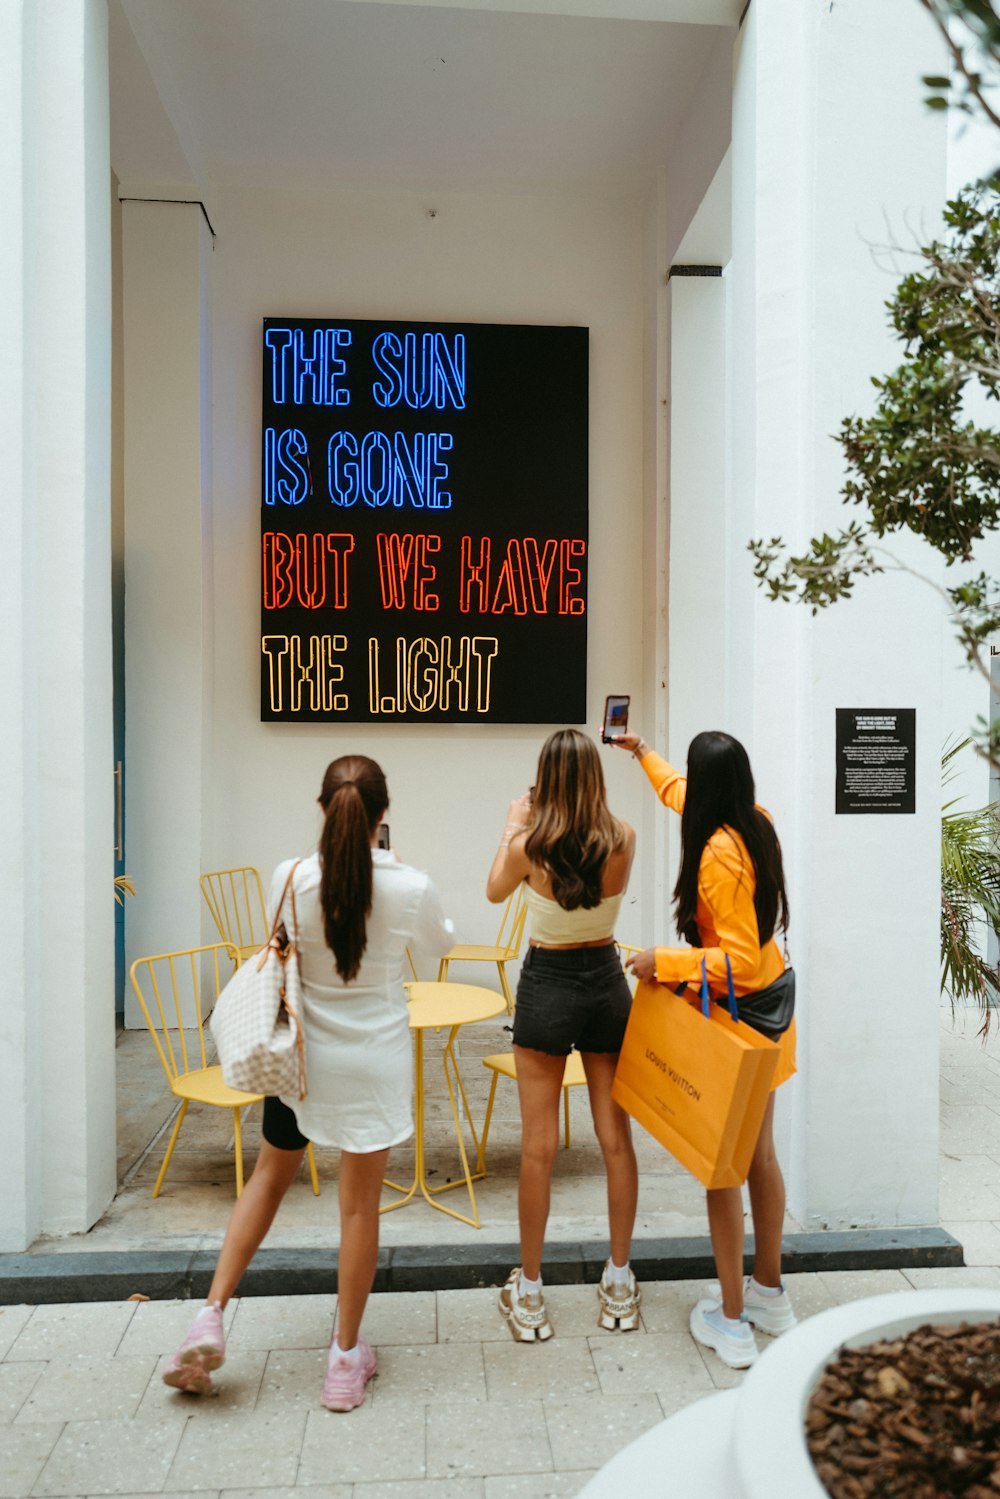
[705,1276,798,1336]
[597,1261,641,1331]
[498,1268,554,1343]
[689,1297,758,1370]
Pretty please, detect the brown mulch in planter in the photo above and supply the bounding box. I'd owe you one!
[805,1319,1000,1497]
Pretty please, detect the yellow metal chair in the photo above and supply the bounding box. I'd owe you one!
[200,866,269,963]
[477,1051,587,1170]
[475,943,640,1168]
[129,942,320,1199]
[437,886,527,1014]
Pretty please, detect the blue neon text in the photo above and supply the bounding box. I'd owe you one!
[371,332,466,411]
[264,326,352,406]
[263,427,311,505]
[327,431,453,509]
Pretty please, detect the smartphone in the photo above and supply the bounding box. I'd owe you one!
[376,824,390,850]
[601,694,630,743]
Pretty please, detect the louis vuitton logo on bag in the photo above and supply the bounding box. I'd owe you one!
[667,1068,701,1102]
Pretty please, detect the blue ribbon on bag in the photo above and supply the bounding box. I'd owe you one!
[675,956,739,1022]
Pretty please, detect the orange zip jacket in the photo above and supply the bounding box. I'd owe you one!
[639,749,796,1087]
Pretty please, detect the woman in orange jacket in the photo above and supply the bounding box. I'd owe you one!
[613,728,797,1370]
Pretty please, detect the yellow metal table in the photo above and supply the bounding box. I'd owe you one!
[380,981,506,1228]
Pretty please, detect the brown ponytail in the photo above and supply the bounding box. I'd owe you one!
[317,755,388,982]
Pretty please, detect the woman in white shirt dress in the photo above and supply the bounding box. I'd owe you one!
[164,755,454,1411]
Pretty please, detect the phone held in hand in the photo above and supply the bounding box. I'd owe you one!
[377,824,390,850]
[602,695,630,743]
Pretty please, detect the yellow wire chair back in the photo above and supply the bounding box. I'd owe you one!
[498,885,529,957]
[436,884,528,1013]
[129,941,320,1199]
[130,942,239,1086]
[200,866,269,962]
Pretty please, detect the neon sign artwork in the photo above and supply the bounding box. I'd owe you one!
[261,318,588,722]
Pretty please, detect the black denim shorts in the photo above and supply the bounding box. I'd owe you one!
[262,1095,309,1151]
[512,943,632,1057]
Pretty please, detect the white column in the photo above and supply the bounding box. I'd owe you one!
[0,0,116,1249]
[731,0,947,1228]
[122,200,213,1021]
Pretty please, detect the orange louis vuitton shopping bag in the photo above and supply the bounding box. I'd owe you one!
[612,962,779,1189]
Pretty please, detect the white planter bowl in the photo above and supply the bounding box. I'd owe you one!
[579,1288,1000,1498]
[735,1288,1000,1498]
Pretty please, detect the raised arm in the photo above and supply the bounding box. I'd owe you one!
[609,731,687,816]
[486,794,533,903]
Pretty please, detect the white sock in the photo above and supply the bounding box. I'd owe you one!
[750,1276,782,1297]
[333,1337,360,1361]
[193,1302,220,1321]
[609,1258,631,1287]
[518,1272,542,1298]
[714,1306,745,1330]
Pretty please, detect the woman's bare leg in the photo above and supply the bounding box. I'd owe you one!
[581,1052,638,1267]
[513,1047,568,1279]
[206,1140,306,1306]
[335,1147,390,1350]
[746,1094,785,1288]
[706,1095,784,1317]
[706,1185,746,1319]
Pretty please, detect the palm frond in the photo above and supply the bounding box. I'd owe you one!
[940,740,1000,1035]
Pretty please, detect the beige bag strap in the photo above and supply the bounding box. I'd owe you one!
[257,859,307,1100]
[271,860,301,938]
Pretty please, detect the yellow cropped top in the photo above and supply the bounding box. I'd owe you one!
[522,881,623,946]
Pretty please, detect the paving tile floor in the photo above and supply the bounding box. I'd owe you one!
[6,1263,1000,1499]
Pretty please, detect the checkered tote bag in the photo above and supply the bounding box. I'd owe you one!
[210,861,307,1100]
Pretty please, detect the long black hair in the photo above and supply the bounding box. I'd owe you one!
[317,755,388,981]
[673,731,788,949]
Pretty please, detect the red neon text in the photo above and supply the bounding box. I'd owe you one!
[262,533,356,610]
[458,536,586,615]
[376,533,441,611]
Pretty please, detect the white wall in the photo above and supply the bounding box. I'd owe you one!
[123,182,653,973]
[122,200,215,1022]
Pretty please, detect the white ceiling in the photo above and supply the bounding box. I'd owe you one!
[110,0,735,197]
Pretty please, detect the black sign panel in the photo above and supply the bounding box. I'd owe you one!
[260,318,589,723]
[836,709,916,814]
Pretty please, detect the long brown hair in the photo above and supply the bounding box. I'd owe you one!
[317,755,388,981]
[524,729,626,910]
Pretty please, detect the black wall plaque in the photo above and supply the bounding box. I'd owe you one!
[836,708,916,814]
[259,317,589,723]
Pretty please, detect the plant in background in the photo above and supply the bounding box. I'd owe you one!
[918,0,1000,131]
[114,875,136,906]
[941,739,1000,1031]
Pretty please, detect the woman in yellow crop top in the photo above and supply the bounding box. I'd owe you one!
[487,728,638,1344]
[614,728,797,1372]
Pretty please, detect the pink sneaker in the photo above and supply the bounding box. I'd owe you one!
[163,1302,225,1395]
[322,1335,377,1411]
